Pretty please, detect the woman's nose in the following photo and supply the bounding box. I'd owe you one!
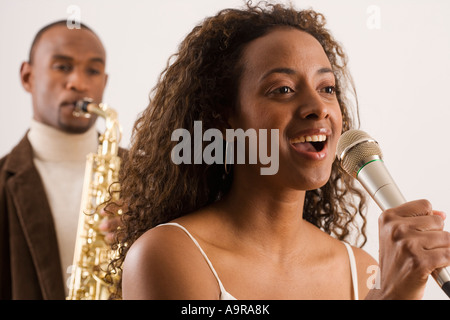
[296,87,329,120]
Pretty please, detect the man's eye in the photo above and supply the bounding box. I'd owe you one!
[53,64,72,72]
[87,68,100,75]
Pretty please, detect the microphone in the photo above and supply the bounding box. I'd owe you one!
[336,129,450,298]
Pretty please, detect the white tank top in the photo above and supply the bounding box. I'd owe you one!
[157,222,359,300]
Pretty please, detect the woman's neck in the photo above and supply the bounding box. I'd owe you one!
[215,167,310,256]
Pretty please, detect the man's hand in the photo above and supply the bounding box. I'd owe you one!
[99,201,126,244]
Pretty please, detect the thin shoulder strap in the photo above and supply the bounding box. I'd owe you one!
[156,222,228,293]
[343,242,359,300]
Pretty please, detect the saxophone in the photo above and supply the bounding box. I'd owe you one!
[67,98,123,300]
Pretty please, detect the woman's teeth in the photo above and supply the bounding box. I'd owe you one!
[291,134,327,144]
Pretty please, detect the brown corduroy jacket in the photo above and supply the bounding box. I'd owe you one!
[0,132,127,300]
[0,133,65,299]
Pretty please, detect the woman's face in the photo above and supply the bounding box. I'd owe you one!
[230,27,343,191]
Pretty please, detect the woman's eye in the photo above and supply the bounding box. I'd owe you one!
[321,86,336,95]
[272,86,294,94]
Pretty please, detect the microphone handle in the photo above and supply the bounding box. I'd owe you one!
[357,159,450,298]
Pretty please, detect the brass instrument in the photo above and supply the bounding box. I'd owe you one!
[67,98,122,300]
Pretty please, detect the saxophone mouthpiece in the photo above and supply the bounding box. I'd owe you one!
[76,98,92,112]
[73,98,94,118]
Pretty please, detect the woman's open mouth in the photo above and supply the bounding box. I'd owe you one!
[291,134,326,152]
[290,133,329,160]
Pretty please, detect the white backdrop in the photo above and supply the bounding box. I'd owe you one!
[1,0,449,300]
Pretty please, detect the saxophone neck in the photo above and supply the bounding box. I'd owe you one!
[74,98,122,156]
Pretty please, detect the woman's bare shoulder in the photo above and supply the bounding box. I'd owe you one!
[308,224,378,299]
[121,223,220,299]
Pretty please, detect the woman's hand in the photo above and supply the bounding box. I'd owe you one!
[367,199,450,299]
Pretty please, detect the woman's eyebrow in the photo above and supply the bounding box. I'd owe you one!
[317,67,334,74]
[317,67,336,77]
[260,67,296,81]
[260,66,335,81]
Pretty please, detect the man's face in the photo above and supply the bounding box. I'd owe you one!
[21,25,108,133]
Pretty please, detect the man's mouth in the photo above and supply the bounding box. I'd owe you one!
[61,100,92,118]
[61,97,91,107]
[61,101,78,108]
[290,134,327,152]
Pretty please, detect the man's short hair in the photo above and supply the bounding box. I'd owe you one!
[28,20,98,64]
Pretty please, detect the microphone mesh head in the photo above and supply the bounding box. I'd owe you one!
[336,129,383,176]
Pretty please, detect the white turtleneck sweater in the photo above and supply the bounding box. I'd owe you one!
[27,119,98,295]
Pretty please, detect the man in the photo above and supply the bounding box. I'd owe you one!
[0,20,118,299]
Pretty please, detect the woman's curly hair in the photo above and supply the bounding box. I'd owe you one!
[109,0,368,295]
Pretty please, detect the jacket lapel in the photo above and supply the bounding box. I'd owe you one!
[5,134,65,299]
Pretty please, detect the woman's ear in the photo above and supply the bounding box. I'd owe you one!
[220,108,237,140]
[227,113,237,130]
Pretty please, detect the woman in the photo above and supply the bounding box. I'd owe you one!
[114,1,449,300]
